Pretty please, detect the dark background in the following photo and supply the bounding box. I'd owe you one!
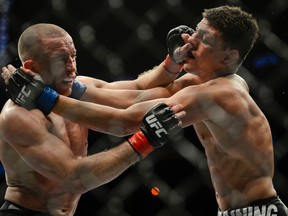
[0,0,288,215]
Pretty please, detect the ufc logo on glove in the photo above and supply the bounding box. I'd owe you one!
[15,86,31,104]
[145,114,168,138]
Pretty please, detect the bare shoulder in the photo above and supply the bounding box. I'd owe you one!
[205,75,251,113]
[203,74,247,95]
[0,101,49,146]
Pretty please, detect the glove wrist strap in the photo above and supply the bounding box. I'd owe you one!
[36,86,59,115]
[163,55,183,74]
[69,80,87,99]
[128,131,154,159]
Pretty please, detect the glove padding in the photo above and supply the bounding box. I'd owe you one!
[5,69,59,115]
[69,79,87,99]
[5,69,86,115]
[140,102,182,148]
[167,25,194,64]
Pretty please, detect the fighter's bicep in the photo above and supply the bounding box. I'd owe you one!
[166,86,211,126]
[19,132,76,181]
[0,108,76,181]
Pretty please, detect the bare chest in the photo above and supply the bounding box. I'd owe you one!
[48,114,89,157]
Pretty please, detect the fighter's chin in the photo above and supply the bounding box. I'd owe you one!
[58,88,72,96]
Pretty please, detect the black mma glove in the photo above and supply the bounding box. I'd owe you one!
[166,25,194,64]
[5,69,59,115]
[5,69,86,115]
[128,102,182,158]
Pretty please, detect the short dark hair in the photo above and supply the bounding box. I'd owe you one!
[202,6,259,62]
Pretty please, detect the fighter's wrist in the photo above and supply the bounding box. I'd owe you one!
[163,55,183,75]
[36,86,59,115]
[127,130,154,159]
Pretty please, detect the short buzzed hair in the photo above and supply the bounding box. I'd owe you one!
[18,23,69,62]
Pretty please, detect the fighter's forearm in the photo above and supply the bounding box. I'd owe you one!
[52,96,141,136]
[75,141,139,192]
[135,57,182,90]
[81,82,175,109]
[80,87,145,109]
[95,59,181,91]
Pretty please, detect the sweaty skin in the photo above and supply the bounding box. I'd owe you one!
[0,23,189,215]
[1,9,279,213]
[0,101,143,215]
[186,75,275,210]
[50,72,276,211]
[48,15,277,210]
[1,106,89,214]
[131,74,276,210]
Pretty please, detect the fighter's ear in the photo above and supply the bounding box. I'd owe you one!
[23,59,34,70]
[223,49,239,65]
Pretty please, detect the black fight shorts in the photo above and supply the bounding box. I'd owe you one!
[217,196,288,216]
[0,200,50,216]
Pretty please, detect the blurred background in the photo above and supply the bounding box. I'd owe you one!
[0,0,288,215]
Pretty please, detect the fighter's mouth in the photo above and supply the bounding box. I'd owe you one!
[187,51,195,59]
[62,77,74,85]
